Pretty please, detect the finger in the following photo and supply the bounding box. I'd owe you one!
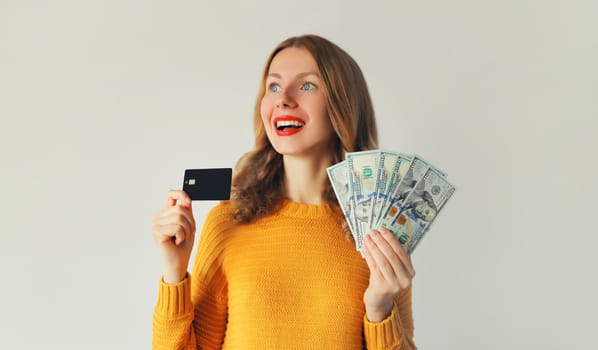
[154,206,196,234]
[156,223,189,246]
[174,205,196,233]
[367,237,413,293]
[174,228,185,246]
[379,227,416,278]
[369,230,404,278]
[152,210,194,244]
[364,233,398,284]
[363,242,389,288]
[153,218,192,244]
[163,189,192,208]
[153,224,185,244]
[152,215,193,240]
[378,227,404,254]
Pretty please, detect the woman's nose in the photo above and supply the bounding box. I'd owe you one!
[276,91,298,109]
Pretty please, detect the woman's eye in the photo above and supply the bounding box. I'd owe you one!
[301,82,316,91]
[269,83,282,93]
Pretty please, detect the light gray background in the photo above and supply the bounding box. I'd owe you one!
[1,1,597,349]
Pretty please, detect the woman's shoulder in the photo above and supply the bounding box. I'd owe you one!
[205,200,235,222]
[201,201,238,234]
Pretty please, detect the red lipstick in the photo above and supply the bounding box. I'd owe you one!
[273,116,305,136]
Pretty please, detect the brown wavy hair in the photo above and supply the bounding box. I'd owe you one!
[231,34,378,234]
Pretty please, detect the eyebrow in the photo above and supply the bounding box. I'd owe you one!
[267,72,321,79]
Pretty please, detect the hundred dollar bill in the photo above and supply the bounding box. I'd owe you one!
[407,227,430,255]
[378,167,454,254]
[326,161,357,240]
[367,151,398,230]
[376,155,431,227]
[371,153,413,228]
[347,150,380,251]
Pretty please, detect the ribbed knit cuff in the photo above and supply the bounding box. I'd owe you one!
[155,274,193,318]
[363,301,403,349]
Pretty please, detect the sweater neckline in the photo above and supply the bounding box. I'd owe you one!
[277,199,337,219]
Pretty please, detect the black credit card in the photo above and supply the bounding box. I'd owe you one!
[182,168,232,201]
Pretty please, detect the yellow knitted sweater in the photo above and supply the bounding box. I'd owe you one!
[153,200,416,349]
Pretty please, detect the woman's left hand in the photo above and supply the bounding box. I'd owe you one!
[362,227,416,323]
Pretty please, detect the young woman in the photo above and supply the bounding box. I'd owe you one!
[151,34,417,350]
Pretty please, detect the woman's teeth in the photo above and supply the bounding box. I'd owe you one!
[276,120,305,130]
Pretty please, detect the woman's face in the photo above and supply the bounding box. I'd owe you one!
[260,47,335,157]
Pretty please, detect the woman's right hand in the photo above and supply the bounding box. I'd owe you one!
[152,190,197,284]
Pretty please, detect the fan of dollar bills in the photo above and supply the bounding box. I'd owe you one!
[327,151,455,256]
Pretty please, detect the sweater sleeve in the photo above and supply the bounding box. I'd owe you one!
[152,203,231,350]
[363,285,417,350]
[152,276,197,349]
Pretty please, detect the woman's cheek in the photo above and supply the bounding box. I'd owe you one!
[259,100,270,126]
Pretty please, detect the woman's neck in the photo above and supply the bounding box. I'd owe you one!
[282,153,333,205]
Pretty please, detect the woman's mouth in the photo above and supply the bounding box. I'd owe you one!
[273,116,305,136]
